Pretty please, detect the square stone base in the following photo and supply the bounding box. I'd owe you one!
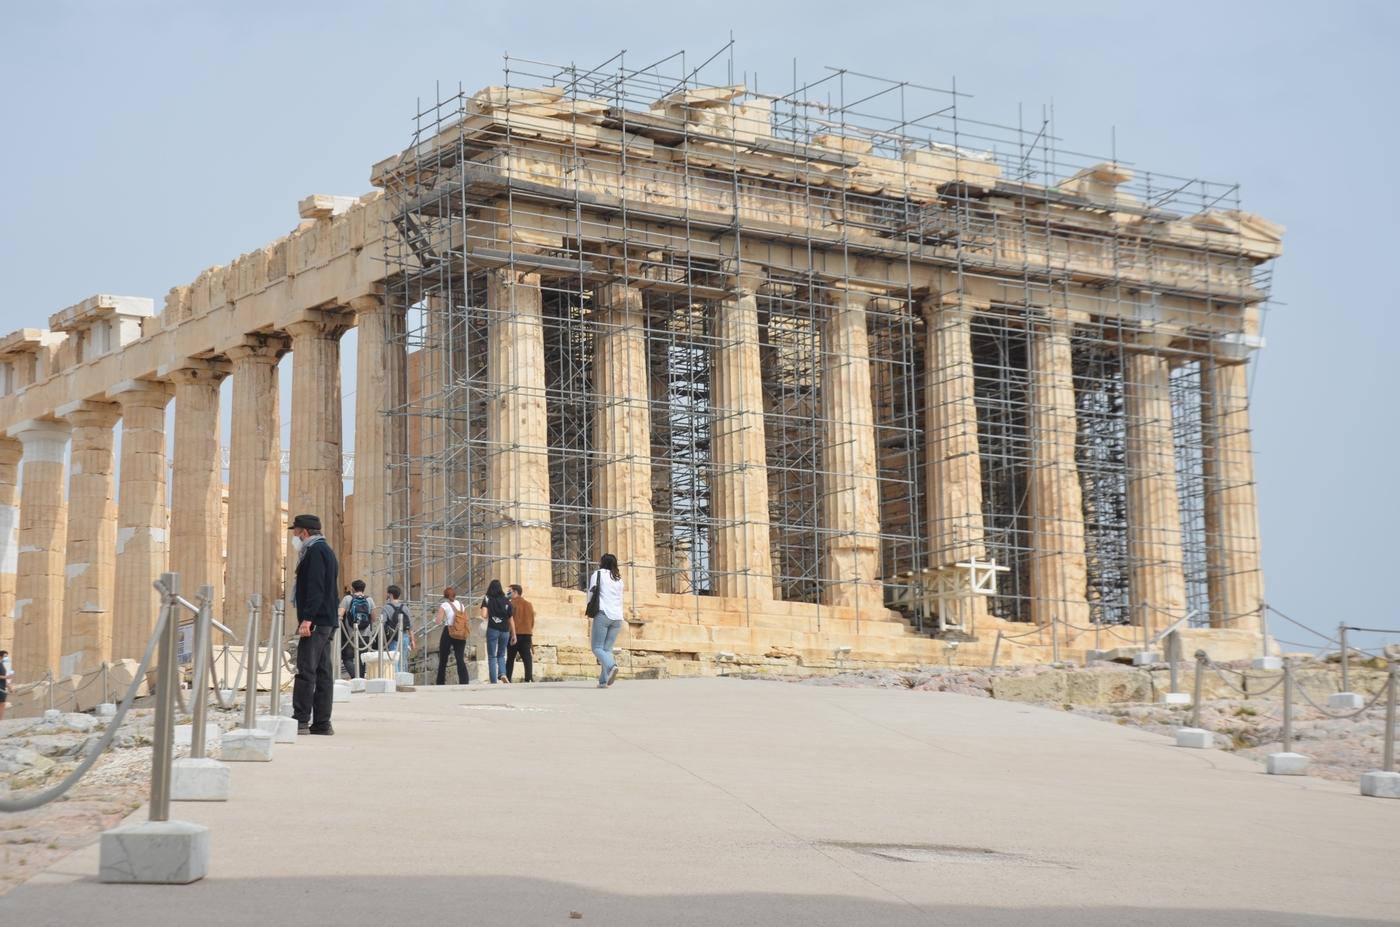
[99,820,209,884]
[1159,692,1191,706]
[1265,752,1310,776]
[1252,656,1283,671]
[1176,727,1215,749]
[1328,692,1365,710]
[349,678,366,693]
[365,679,396,694]
[171,757,231,801]
[333,683,351,703]
[396,672,415,687]
[1360,770,1400,799]
[42,709,62,723]
[256,715,299,743]
[1132,652,1161,667]
[95,702,117,718]
[221,728,274,762]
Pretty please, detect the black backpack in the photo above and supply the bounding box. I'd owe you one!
[383,602,407,640]
[347,594,373,632]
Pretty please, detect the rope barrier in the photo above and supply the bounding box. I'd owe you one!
[1292,676,1394,720]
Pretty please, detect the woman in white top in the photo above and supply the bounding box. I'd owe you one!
[587,553,625,688]
[434,587,470,685]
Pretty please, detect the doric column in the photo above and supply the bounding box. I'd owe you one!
[351,292,407,592]
[1123,336,1187,633]
[1027,311,1090,628]
[0,438,20,657]
[820,288,882,613]
[9,420,70,681]
[710,275,774,601]
[1202,350,1264,632]
[923,295,988,628]
[286,315,348,588]
[110,380,173,662]
[57,400,120,674]
[169,363,227,614]
[226,336,286,635]
[592,282,656,599]
[486,269,553,592]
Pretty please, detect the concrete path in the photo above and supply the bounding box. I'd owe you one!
[3,678,1396,925]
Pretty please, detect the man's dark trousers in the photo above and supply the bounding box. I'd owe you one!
[293,626,335,729]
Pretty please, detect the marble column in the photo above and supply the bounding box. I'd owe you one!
[486,269,553,593]
[593,283,656,599]
[226,337,286,635]
[1027,311,1090,628]
[169,364,227,615]
[9,420,70,681]
[820,289,882,614]
[1123,337,1188,633]
[0,438,19,656]
[57,400,120,674]
[351,293,407,593]
[286,316,347,591]
[1202,353,1264,632]
[923,295,988,628]
[710,278,774,601]
[110,381,173,663]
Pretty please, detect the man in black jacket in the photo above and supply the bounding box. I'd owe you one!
[290,514,339,735]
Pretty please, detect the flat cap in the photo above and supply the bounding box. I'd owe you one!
[289,514,322,532]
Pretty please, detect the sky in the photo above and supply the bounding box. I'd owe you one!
[1,0,1396,653]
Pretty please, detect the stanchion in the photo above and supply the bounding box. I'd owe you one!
[171,585,231,801]
[1330,624,1364,710]
[1176,650,1214,748]
[256,600,297,742]
[1266,660,1309,775]
[1360,664,1400,798]
[99,573,210,883]
[333,624,352,702]
[1161,631,1190,705]
[95,662,116,717]
[365,621,397,693]
[990,630,1003,670]
[222,594,274,762]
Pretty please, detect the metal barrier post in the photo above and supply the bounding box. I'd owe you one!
[268,600,285,717]
[102,662,110,706]
[334,624,342,680]
[188,586,214,760]
[990,630,1003,670]
[46,671,54,713]
[1281,661,1294,754]
[149,574,179,823]
[1050,616,1060,664]
[1168,631,1181,695]
[1339,623,1350,693]
[1190,651,1206,728]
[1384,664,1397,773]
[243,595,261,732]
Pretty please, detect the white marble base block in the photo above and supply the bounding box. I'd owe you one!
[333,683,350,703]
[218,689,235,705]
[43,709,62,723]
[1252,656,1283,671]
[365,678,396,694]
[1159,692,1191,706]
[171,757,231,801]
[1132,652,1161,667]
[395,672,415,687]
[221,728,274,762]
[1328,692,1365,710]
[1176,728,1215,749]
[1266,752,1310,776]
[349,677,366,693]
[256,715,299,743]
[1360,770,1400,799]
[99,819,209,884]
[95,702,117,718]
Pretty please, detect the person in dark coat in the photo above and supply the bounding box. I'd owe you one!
[290,514,339,735]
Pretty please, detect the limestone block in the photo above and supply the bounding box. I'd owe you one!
[1159,692,1191,706]
[1065,670,1151,706]
[99,819,209,884]
[361,652,395,680]
[1328,692,1364,711]
[395,672,415,687]
[256,715,298,744]
[104,658,149,701]
[990,671,1069,705]
[95,702,116,718]
[1175,727,1215,749]
[365,678,396,694]
[1132,652,1161,666]
[349,677,366,693]
[43,708,63,723]
[1265,752,1309,776]
[1252,656,1283,671]
[170,757,231,802]
[1360,770,1400,799]
[333,683,350,703]
[220,728,274,762]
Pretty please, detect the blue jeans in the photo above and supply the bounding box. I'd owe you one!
[487,628,512,682]
[591,616,624,684]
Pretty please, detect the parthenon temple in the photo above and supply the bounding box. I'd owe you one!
[0,55,1283,684]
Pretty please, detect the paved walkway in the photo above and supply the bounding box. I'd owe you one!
[4,678,1396,925]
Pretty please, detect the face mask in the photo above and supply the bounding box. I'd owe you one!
[291,535,305,552]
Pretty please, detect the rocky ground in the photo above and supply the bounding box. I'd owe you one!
[765,660,1395,783]
[0,702,246,895]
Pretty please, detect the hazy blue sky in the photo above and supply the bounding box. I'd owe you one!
[1,1,1395,651]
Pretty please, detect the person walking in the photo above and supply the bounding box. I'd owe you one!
[586,553,625,688]
[380,584,414,676]
[290,514,339,735]
[481,579,515,684]
[338,579,375,679]
[434,587,471,685]
[505,583,535,683]
[0,650,12,721]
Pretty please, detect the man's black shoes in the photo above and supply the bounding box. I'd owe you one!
[308,725,335,736]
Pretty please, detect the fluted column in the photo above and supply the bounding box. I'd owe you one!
[9,420,70,681]
[286,317,347,590]
[711,278,774,601]
[1202,353,1264,632]
[1027,311,1090,628]
[486,269,553,592]
[169,364,227,614]
[110,381,173,662]
[0,438,20,657]
[593,283,656,598]
[57,401,120,674]
[352,293,407,592]
[226,336,286,635]
[1123,337,1187,633]
[820,288,882,613]
[923,295,988,628]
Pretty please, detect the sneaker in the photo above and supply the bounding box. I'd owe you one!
[606,666,619,687]
[499,675,510,684]
[297,724,310,736]
[597,682,607,688]
[309,725,335,736]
